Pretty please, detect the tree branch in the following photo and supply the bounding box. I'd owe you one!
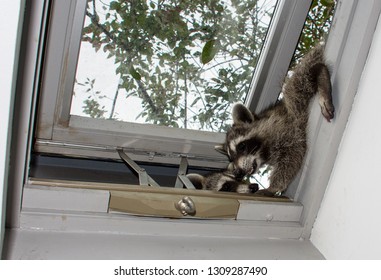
[86,1,159,116]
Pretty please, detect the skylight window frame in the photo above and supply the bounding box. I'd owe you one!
[7,0,379,243]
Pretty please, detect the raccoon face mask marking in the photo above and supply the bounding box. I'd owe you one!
[227,136,264,180]
[222,105,269,180]
[187,172,259,194]
[219,180,259,194]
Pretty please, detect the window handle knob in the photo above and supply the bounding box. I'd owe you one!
[175,196,196,216]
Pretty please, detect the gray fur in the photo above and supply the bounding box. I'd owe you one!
[220,44,334,196]
[187,171,259,194]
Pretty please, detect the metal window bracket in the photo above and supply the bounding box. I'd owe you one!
[117,148,160,187]
[174,157,196,189]
[117,149,196,189]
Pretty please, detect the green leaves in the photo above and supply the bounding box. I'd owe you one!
[79,0,336,132]
[293,0,336,64]
[129,66,141,80]
[321,0,335,6]
[201,39,220,64]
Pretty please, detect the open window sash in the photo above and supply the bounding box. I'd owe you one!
[35,0,312,168]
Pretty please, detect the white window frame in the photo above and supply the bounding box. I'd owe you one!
[5,0,381,242]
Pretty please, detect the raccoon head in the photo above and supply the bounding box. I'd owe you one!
[218,180,259,194]
[187,172,259,194]
[216,103,269,180]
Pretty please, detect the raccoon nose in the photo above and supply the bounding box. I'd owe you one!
[249,183,259,193]
[234,169,245,181]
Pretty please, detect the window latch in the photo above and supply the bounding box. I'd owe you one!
[175,196,196,216]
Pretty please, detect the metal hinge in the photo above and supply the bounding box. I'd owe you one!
[117,148,195,189]
[117,149,160,187]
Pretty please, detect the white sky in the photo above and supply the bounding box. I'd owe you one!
[72,41,145,122]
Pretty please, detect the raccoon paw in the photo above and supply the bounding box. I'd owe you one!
[255,189,276,197]
[319,98,335,122]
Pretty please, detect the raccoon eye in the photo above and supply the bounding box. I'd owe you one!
[237,142,246,153]
[220,182,234,192]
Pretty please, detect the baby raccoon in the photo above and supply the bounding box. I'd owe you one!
[216,44,334,196]
[187,170,259,194]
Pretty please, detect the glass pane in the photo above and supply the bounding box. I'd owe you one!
[71,0,278,132]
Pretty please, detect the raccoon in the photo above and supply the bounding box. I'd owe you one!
[216,44,334,196]
[187,170,259,194]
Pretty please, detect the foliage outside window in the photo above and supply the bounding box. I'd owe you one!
[72,0,278,132]
[71,0,335,134]
[293,0,336,64]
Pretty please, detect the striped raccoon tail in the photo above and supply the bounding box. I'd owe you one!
[186,173,205,190]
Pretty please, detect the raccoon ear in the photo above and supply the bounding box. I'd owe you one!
[186,174,205,190]
[232,103,254,125]
[214,144,228,156]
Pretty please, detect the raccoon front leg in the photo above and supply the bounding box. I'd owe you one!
[313,63,335,122]
[256,164,298,196]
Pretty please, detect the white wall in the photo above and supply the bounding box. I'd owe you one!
[311,15,381,259]
[0,0,23,255]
